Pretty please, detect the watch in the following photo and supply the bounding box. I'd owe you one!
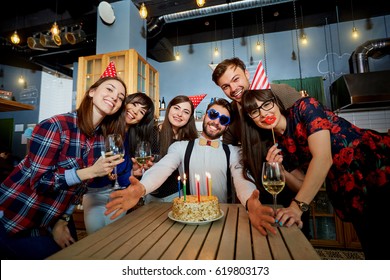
[292,198,310,212]
[59,215,71,222]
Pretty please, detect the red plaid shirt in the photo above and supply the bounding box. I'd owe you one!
[0,112,105,236]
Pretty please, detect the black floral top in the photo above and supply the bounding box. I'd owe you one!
[277,97,390,221]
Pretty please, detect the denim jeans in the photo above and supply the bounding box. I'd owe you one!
[0,216,77,260]
[83,185,125,234]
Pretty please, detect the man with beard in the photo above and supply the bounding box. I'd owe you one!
[104,98,257,218]
[212,57,302,146]
[212,58,311,238]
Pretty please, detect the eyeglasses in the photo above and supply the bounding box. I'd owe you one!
[207,108,231,126]
[248,98,275,119]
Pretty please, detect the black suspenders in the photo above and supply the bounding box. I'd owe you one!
[183,139,232,202]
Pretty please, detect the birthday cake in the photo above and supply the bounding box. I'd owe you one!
[171,195,221,222]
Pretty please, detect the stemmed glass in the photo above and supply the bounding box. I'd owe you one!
[135,141,152,175]
[104,134,125,190]
[262,162,286,226]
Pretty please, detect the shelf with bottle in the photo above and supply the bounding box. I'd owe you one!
[159,97,166,110]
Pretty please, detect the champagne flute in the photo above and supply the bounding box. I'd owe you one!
[104,134,125,190]
[262,162,286,226]
[135,141,152,175]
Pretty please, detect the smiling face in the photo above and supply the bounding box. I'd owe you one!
[250,98,281,130]
[124,102,148,125]
[167,101,192,131]
[216,65,250,103]
[202,104,230,140]
[90,79,125,119]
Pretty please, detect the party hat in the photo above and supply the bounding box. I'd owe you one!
[100,61,117,78]
[250,60,270,90]
[188,94,207,109]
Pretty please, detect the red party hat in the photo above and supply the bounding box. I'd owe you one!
[250,60,270,90]
[188,94,207,109]
[100,61,117,78]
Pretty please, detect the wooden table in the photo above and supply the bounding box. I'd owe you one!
[47,202,320,260]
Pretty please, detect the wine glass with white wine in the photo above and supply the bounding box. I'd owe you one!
[261,162,286,226]
[104,134,125,190]
[135,141,152,175]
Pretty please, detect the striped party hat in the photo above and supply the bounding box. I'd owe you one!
[250,60,270,90]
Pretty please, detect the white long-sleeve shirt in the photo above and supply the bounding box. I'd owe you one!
[140,137,255,205]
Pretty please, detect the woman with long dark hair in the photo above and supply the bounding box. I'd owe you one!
[143,95,198,202]
[83,92,155,234]
[240,89,390,259]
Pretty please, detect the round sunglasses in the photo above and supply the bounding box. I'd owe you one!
[207,108,231,126]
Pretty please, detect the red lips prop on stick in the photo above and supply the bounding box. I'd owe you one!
[265,116,276,144]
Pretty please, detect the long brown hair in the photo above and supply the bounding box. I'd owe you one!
[76,76,127,138]
[240,89,286,187]
[158,95,198,156]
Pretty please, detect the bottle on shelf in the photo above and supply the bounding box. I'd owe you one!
[161,97,166,109]
[159,99,161,109]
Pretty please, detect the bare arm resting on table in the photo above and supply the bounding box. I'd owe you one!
[230,145,277,236]
[275,130,333,229]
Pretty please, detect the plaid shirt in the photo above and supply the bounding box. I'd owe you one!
[0,111,105,237]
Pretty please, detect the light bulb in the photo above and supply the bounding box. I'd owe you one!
[18,75,25,84]
[256,41,261,51]
[11,31,20,45]
[214,47,219,56]
[139,3,148,19]
[352,26,358,38]
[175,51,181,60]
[196,0,206,8]
[50,22,60,36]
[301,34,308,45]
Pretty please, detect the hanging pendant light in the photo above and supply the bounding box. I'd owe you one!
[350,0,358,38]
[11,30,21,45]
[139,3,148,19]
[18,75,25,84]
[50,22,60,36]
[299,5,308,45]
[214,20,219,56]
[175,27,181,61]
[10,15,20,45]
[196,0,206,8]
[256,40,261,51]
[51,0,60,37]
[175,50,181,60]
[255,14,261,51]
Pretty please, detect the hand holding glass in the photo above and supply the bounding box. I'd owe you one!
[104,134,125,190]
[262,162,286,226]
[135,141,152,174]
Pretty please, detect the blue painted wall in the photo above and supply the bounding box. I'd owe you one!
[1,12,389,159]
[152,15,390,115]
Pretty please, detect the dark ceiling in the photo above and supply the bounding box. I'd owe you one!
[0,0,388,77]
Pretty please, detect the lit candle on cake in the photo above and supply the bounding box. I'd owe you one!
[195,173,200,203]
[205,172,210,196]
[183,173,187,201]
[177,176,181,198]
[207,173,213,196]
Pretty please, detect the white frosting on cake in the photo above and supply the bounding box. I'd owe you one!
[172,195,221,222]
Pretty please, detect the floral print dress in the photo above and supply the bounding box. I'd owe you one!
[278,97,390,222]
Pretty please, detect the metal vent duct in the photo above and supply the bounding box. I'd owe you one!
[148,0,293,37]
[350,38,390,73]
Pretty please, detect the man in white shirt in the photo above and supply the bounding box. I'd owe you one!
[105,98,285,236]
[105,98,255,215]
